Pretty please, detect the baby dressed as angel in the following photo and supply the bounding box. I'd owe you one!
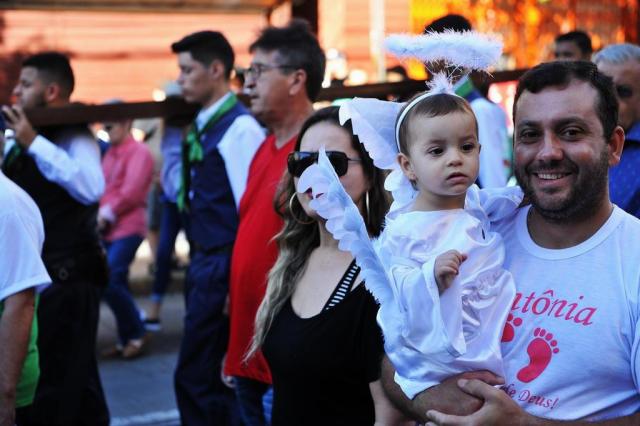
[297,30,523,399]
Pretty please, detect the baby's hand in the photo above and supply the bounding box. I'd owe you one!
[434,250,467,294]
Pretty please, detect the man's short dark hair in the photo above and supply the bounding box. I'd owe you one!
[424,14,472,33]
[171,31,235,79]
[514,61,618,139]
[23,52,75,97]
[555,31,593,56]
[249,19,325,101]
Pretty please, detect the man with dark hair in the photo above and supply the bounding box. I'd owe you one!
[381,60,640,424]
[224,19,325,426]
[554,30,593,61]
[1,51,109,426]
[424,14,510,188]
[170,30,265,425]
[594,43,640,218]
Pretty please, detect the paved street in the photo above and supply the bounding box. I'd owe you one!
[97,241,186,426]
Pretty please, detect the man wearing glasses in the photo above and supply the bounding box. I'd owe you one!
[224,20,325,426]
[170,31,265,426]
[595,43,640,218]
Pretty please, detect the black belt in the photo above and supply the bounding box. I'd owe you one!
[192,242,233,256]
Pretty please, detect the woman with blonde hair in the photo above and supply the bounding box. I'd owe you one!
[247,106,405,425]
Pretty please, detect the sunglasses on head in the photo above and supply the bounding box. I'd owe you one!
[287,151,361,178]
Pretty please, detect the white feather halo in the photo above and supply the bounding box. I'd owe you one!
[384,30,503,72]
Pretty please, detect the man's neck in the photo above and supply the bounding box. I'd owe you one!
[270,101,314,149]
[200,85,229,111]
[527,198,614,249]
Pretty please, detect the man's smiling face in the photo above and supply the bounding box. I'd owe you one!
[513,80,614,221]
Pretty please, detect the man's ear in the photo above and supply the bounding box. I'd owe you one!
[397,152,416,182]
[208,59,225,81]
[288,69,308,97]
[608,125,625,167]
[44,83,61,103]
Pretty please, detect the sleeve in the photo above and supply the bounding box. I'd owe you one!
[471,100,509,189]
[469,184,524,223]
[392,257,466,358]
[27,134,105,204]
[0,212,50,302]
[102,146,154,219]
[217,115,266,208]
[160,127,184,203]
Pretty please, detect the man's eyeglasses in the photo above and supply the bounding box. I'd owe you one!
[616,84,634,99]
[245,63,298,80]
[287,151,361,178]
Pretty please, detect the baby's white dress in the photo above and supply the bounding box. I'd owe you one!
[377,185,521,398]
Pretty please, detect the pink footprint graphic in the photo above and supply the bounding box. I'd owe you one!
[501,314,523,343]
[517,328,559,383]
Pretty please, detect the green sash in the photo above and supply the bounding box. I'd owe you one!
[177,93,238,212]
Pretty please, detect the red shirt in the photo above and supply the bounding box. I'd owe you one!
[225,134,296,383]
[100,135,154,242]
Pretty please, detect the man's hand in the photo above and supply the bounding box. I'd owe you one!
[2,105,37,149]
[380,355,503,422]
[434,250,467,294]
[425,379,534,426]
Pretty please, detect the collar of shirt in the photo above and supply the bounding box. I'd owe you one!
[453,75,473,96]
[195,91,233,131]
[625,122,640,143]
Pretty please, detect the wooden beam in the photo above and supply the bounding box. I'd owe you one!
[22,69,527,127]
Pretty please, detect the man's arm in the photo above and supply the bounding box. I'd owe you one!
[425,379,640,426]
[3,105,105,204]
[0,288,35,426]
[380,355,503,422]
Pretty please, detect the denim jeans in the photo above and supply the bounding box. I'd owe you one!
[151,196,190,303]
[103,235,145,345]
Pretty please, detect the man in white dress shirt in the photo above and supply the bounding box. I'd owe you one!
[2,52,109,426]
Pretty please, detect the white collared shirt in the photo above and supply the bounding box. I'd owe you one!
[4,132,105,205]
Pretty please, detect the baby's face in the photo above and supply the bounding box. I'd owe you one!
[399,111,480,209]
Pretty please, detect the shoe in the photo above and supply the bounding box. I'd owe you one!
[122,335,149,359]
[144,318,162,332]
[101,344,123,359]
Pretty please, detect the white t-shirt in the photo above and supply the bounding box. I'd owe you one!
[0,171,50,302]
[496,206,640,420]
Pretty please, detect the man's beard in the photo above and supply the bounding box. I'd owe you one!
[515,147,610,223]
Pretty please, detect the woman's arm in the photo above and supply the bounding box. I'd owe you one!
[370,379,414,426]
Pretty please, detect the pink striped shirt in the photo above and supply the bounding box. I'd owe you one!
[100,135,154,242]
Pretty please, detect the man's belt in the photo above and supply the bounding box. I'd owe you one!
[44,248,109,287]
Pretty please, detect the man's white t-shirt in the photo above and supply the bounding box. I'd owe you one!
[0,171,50,301]
[495,206,640,420]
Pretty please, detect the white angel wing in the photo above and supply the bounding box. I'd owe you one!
[296,148,396,308]
[339,98,403,171]
[339,99,417,211]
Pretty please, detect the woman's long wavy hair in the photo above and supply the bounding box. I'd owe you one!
[246,106,390,361]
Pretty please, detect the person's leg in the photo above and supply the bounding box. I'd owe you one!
[146,184,162,263]
[25,279,109,426]
[148,198,182,322]
[233,377,269,426]
[174,251,236,425]
[262,386,273,426]
[103,235,145,346]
